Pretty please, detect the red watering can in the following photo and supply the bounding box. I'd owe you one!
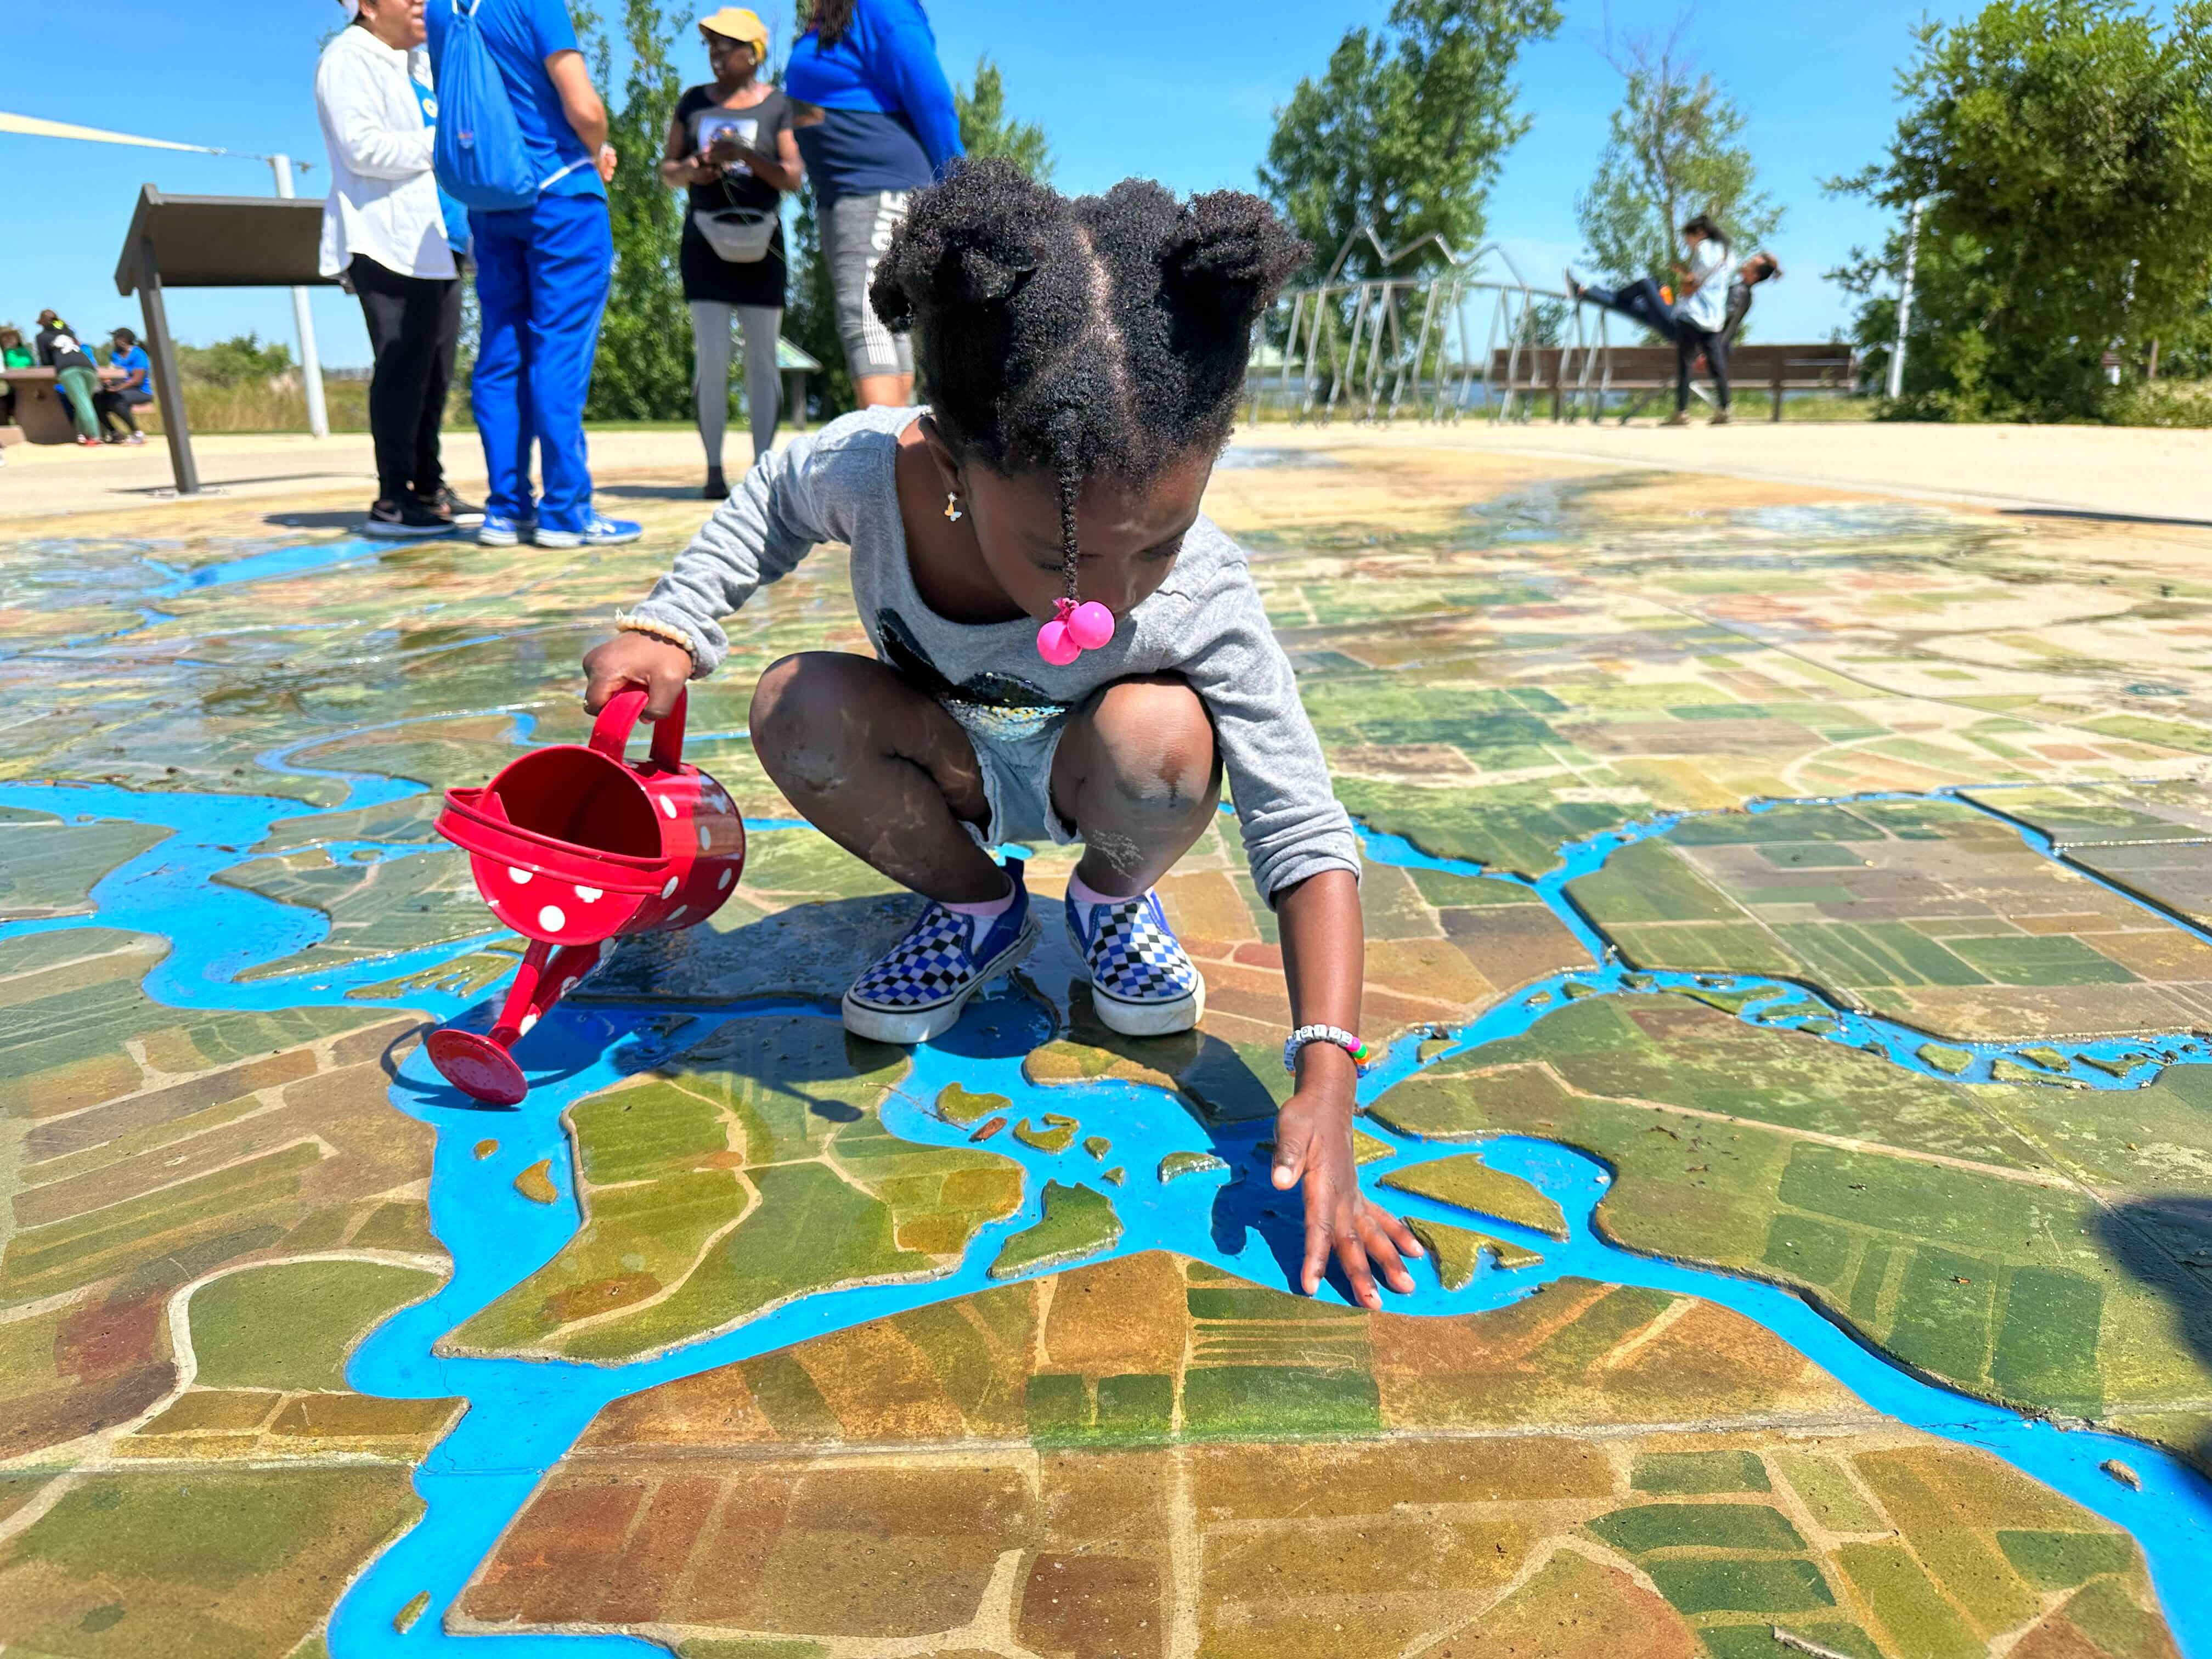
[425,687,744,1104]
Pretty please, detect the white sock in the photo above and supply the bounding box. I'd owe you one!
[943,871,1017,919]
[1066,869,1138,909]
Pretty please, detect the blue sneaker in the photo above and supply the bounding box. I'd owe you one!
[1065,885,1204,1036]
[534,514,644,549]
[477,511,535,547]
[843,861,1039,1044]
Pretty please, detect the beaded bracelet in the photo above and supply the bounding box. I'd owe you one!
[1282,1024,1372,1075]
[613,611,699,662]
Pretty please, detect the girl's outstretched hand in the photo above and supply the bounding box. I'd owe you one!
[582,632,692,719]
[1271,1071,1423,1311]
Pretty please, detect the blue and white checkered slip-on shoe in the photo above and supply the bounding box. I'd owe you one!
[842,861,1040,1045]
[1065,885,1205,1037]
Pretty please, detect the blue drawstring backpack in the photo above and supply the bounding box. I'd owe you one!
[432,0,538,213]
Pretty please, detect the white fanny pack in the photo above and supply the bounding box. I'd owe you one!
[692,207,776,263]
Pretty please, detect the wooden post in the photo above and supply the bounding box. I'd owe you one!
[135,234,198,495]
[1771,354,1786,423]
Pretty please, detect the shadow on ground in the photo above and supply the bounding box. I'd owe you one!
[2096,1195,2212,1471]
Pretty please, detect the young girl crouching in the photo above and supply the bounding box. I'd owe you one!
[583,161,1421,1306]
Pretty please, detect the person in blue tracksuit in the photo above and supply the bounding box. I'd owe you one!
[424,0,642,547]
[785,0,961,409]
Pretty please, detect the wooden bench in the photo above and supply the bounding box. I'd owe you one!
[1487,341,1859,422]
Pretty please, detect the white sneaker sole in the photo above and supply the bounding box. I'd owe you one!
[841,915,1039,1045]
[1086,974,1205,1037]
[535,526,643,548]
[477,525,526,547]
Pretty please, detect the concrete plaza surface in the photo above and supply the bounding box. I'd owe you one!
[2,415,2205,523]
[5,420,2212,1659]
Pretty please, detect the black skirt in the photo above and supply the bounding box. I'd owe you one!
[680,219,788,309]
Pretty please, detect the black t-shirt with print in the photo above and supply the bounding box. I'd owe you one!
[673,84,791,217]
[36,325,94,373]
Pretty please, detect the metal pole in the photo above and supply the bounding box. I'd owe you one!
[136,233,199,495]
[1886,197,1922,402]
[270,154,329,438]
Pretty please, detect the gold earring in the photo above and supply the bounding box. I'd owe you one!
[944,492,964,523]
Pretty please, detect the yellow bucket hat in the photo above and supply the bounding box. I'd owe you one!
[698,7,770,54]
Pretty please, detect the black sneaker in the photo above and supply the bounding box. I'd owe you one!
[703,467,727,501]
[416,485,485,528]
[364,498,458,539]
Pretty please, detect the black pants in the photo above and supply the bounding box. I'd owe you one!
[1580,275,1680,343]
[98,387,151,436]
[351,253,462,503]
[1677,322,1730,412]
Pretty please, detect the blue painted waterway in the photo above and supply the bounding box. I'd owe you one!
[6,757,2212,1655]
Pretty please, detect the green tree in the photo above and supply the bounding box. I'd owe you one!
[783,196,853,419]
[584,0,695,420]
[174,335,295,386]
[1259,0,1562,280]
[780,1,850,420]
[955,55,1053,180]
[1831,0,2212,421]
[1575,24,1782,285]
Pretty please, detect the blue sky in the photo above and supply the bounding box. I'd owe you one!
[1,0,1968,369]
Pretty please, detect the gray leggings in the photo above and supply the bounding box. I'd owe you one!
[689,299,783,465]
[818,189,914,382]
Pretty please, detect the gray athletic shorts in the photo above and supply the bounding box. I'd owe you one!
[819,189,915,382]
[956,712,1080,851]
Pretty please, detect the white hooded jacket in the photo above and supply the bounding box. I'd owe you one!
[315,23,458,280]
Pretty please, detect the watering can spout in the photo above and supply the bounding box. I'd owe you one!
[424,689,744,1104]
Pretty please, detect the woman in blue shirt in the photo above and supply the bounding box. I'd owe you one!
[97,329,153,445]
[785,0,961,408]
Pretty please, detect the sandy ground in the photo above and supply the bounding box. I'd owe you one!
[1,414,2205,524]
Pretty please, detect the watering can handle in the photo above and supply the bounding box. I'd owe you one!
[589,686,688,769]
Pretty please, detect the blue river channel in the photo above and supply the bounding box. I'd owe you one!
[5,753,2212,1657]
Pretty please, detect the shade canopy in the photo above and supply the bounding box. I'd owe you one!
[115,188,335,295]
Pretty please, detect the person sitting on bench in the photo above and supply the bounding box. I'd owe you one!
[97,327,153,445]
[0,324,31,438]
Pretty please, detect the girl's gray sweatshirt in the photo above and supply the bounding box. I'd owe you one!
[627,406,1359,903]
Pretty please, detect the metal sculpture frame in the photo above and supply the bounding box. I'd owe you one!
[1247,227,1619,425]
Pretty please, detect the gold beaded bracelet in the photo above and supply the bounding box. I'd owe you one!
[613,612,699,663]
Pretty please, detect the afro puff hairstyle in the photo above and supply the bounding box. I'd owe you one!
[870,160,1307,603]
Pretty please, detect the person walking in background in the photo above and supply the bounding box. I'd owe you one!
[663,7,802,499]
[785,0,961,409]
[1565,215,1737,426]
[97,328,152,445]
[426,0,641,548]
[33,312,103,447]
[319,0,480,536]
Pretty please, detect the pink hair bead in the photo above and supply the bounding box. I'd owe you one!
[1036,617,1081,665]
[1066,601,1114,650]
[1036,596,1113,664]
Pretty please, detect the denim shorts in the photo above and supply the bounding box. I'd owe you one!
[957,712,1079,851]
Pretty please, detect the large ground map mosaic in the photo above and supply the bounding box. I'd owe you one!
[3,440,2212,1659]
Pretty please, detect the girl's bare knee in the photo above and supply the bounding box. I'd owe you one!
[1085,675,1220,819]
[751,653,866,796]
